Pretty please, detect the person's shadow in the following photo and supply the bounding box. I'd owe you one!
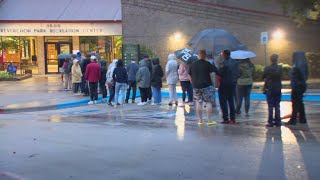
[257,128,286,180]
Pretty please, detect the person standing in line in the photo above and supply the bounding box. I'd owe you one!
[106,59,118,106]
[85,56,101,105]
[165,53,179,106]
[286,51,309,125]
[189,50,218,125]
[136,60,151,106]
[71,59,82,95]
[151,58,164,105]
[263,54,283,127]
[125,59,139,104]
[143,55,153,103]
[178,61,193,106]
[81,53,91,96]
[217,50,239,124]
[99,59,108,103]
[236,58,255,117]
[63,58,72,90]
[112,59,128,108]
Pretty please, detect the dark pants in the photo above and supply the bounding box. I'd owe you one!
[89,82,98,101]
[99,81,107,99]
[236,85,252,114]
[180,81,193,102]
[291,91,306,123]
[147,86,152,101]
[125,80,137,102]
[139,87,148,102]
[81,75,89,95]
[266,92,281,125]
[219,85,236,121]
[108,85,115,103]
[73,83,80,93]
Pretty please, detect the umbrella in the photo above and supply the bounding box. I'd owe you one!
[57,53,72,59]
[188,29,247,55]
[231,50,256,59]
[174,48,198,64]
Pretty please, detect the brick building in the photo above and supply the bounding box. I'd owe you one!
[122,0,320,67]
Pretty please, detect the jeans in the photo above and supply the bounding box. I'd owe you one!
[168,84,177,102]
[115,82,126,105]
[152,86,162,104]
[236,85,252,114]
[99,81,107,99]
[139,87,148,102]
[73,83,80,93]
[219,85,236,121]
[266,92,281,124]
[125,80,137,102]
[81,75,88,95]
[291,91,306,123]
[180,81,193,102]
[89,82,98,101]
[148,86,152,101]
[108,85,115,103]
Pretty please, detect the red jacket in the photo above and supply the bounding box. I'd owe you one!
[85,62,101,82]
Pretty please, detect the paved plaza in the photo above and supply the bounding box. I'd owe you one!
[0,76,320,180]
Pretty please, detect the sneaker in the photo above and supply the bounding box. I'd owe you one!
[137,102,146,106]
[107,102,113,106]
[198,120,204,125]
[168,102,173,106]
[94,100,98,104]
[151,103,157,106]
[101,98,107,103]
[88,101,94,105]
[207,121,218,126]
[187,102,194,106]
[229,119,236,124]
[114,105,117,108]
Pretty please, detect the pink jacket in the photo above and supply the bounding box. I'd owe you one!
[178,63,190,81]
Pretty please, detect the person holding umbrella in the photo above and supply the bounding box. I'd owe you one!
[189,50,218,125]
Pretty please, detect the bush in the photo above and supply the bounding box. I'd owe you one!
[306,52,320,78]
[279,63,292,80]
[254,64,265,81]
[0,71,14,79]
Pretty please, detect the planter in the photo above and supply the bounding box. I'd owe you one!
[0,74,32,81]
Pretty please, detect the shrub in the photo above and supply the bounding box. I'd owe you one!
[0,71,14,79]
[254,64,265,81]
[306,52,320,78]
[279,63,292,80]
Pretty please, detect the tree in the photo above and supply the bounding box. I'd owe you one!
[277,0,320,26]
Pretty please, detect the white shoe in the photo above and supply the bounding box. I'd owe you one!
[188,102,194,106]
[137,102,146,106]
[151,103,157,106]
[88,101,94,105]
[94,100,97,104]
[114,105,117,108]
[76,93,82,96]
[101,98,107,103]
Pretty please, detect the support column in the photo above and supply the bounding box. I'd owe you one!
[36,36,45,75]
[72,36,80,52]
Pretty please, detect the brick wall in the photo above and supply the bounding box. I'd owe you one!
[122,0,320,67]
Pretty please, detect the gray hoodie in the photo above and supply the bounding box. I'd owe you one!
[136,60,151,88]
[126,61,139,81]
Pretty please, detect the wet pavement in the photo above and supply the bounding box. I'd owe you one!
[1,76,320,180]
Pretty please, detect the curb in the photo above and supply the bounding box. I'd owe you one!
[1,91,320,114]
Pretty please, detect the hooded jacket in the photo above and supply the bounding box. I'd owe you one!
[106,59,118,85]
[290,52,308,93]
[263,63,283,95]
[218,57,239,87]
[71,59,82,83]
[99,60,107,83]
[126,62,139,81]
[165,54,179,85]
[237,59,254,86]
[136,60,151,88]
[178,62,190,81]
[151,58,164,88]
[85,61,101,83]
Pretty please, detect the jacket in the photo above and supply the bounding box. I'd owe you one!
[237,61,254,85]
[217,57,239,87]
[178,62,190,81]
[126,62,139,81]
[81,58,91,74]
[151,58,164,88]
[113,67,128,84]
[99,60,107,83]
[71,60,82,83]
[136,60,151,88]
[165,54,179,85]
[290,67,307,94]
[85,62,101,82]
[263,64,283,95]
[106,59,118,85]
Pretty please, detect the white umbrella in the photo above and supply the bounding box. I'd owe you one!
[231,50,256,59]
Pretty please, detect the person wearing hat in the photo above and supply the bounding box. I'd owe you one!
[85,55,101,104]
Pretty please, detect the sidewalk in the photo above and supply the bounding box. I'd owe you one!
[0,75,319,113]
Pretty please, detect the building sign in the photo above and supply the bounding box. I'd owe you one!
[122,44,140,66]
[0,23,122,36]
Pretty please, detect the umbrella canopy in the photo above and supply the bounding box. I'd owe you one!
[231,50,256,59]
[174,48,198,64]
[57,53,72,59]
[188,29,247,55]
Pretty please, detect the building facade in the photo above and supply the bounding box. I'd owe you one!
[0,0,122,75]
[122,0,320,67]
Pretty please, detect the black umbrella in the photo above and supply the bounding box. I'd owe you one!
[188,29,247,55]
[174,48,198,64]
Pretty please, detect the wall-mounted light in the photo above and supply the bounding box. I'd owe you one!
[174,32,182,40]
[272,29,285,40]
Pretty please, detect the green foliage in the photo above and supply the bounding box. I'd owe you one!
[306,52,320,78]
[279,63,292,80]
[0,71,14,79]
[0,37,22,51]
[254,64,265,81]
